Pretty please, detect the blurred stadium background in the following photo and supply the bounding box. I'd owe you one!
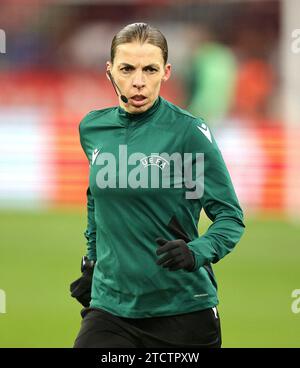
[0,0,300,347]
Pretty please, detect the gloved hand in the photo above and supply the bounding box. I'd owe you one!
[155,237,195,272]
[70,256,95,307]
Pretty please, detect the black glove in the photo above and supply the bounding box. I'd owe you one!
[155,237,195,272]
[70,256,95,307]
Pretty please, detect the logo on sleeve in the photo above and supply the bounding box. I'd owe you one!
[197,123,212,143]
[91,148,101,165]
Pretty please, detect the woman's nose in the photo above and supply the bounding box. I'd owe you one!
[132,71,145,89]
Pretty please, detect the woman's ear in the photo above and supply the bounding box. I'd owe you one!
[106,61,112,80]
[162,63,172,82]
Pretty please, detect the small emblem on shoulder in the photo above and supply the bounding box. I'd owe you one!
[197,123,212,143]
[91,148,101,165]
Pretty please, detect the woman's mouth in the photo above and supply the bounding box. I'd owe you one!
[130,95,147,107]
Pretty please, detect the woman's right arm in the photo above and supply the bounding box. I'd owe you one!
[84,187,97,262]
[79,115,97,262]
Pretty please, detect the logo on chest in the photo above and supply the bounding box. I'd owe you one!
[140,155,169,170]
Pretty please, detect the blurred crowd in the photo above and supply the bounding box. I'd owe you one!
[1,0,290,212]
[0,0,280,128]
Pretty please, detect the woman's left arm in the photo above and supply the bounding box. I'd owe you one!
[184,120,246,270]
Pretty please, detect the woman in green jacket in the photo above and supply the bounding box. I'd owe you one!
[70,22,245,348]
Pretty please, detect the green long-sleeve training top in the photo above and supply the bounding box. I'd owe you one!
[79,95,245,318]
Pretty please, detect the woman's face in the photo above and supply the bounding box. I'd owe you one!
[107,42,171,114]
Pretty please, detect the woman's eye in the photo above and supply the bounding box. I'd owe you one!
[121,67,132,72]
[120,66,157,73]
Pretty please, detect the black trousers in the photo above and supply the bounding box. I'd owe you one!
[73,307,222,348]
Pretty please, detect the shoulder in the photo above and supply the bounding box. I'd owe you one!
[161,97,198,122]
[79,106,117,132]
[161,97,216,151]
[161,97,206,131]
[78,107,117,156]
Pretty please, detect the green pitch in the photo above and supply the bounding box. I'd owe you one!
[0,209,299,347]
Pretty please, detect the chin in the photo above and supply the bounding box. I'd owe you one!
[129,104,148,114]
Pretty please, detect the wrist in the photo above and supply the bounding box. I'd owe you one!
[81,256,95,273]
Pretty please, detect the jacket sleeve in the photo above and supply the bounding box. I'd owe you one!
[184,118,245,270]
[84,187,97,262]
[79,117,97,262]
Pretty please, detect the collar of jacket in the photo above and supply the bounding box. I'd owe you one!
[117,95,161,124]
